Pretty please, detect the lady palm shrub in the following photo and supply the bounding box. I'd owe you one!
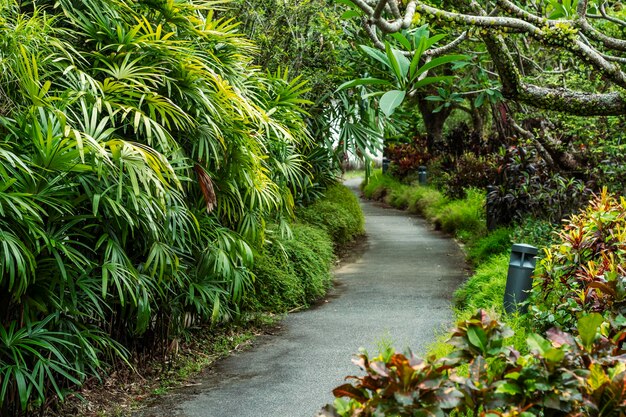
[0,0,335,414]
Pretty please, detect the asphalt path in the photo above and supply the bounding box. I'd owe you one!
[136,178,466,417]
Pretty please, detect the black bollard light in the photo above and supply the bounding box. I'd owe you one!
[418,166,427,185]
[382,157,390,174]
[504,243,538,314]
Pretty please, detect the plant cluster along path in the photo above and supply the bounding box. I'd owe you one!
[136,179,467,417]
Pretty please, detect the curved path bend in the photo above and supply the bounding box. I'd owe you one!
[137,178,466,417]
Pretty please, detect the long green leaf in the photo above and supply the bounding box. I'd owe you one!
[413,54,469,81]
[360,45,391,71]
[412,76,454,90]
[385,42,403,81]
[391,32,412,50]
[337,78,391,91]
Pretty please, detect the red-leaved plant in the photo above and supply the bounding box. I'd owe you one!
[532,189,626,330]
[319,310,626,417]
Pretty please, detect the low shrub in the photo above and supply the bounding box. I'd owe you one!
[466,227,512,265]
[361,173,399,200]
[444,153,498,199]
[487,144,591,226]
[509,217,559,249]
[249,184,364,312]
[284,224,334,301]
[384,135,432,180]
[248,245,307,312]
[384,184,411,209]
[434,188,486,239]
[248,223,337,312]
[454,253,509,315]
[413,187,448,219]
[298,184,365,245]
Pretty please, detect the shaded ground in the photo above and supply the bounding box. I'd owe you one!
[135,178,467,417]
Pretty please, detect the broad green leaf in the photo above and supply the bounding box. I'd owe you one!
[578,313,604,350]
[543,347,565,363]
[409,24,429,50]
[385,42,403,81]
[474,92,485,108]
[451,61,471,70]
[362,91,386,99]
[527,333,551,355]
[395,51,410,81]
[413,54,469,81]
[409,45,422,81]
[495,381,522,395]
[412,75,453,89]
[587,363,610,392]
[467,325,487,353]
[379,90,406,117]
[426,33,447,49]
[360,45,392,71]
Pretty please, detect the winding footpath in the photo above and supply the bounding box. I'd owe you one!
[137,178,466,417]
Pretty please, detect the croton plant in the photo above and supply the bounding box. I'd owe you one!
[320,190,626,416]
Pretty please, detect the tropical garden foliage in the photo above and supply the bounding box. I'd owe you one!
[4,0,626,414]
[323,0,626,400]
[0,0,362,415]
[324,183,626,416]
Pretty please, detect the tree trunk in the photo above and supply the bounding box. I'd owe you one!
[417,95,451,153]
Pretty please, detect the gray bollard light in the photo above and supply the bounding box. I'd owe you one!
[418,166,427,185]
[504,243,538,314]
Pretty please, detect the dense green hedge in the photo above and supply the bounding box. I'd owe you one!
[248,184,364,313]
[296,184,365,245]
